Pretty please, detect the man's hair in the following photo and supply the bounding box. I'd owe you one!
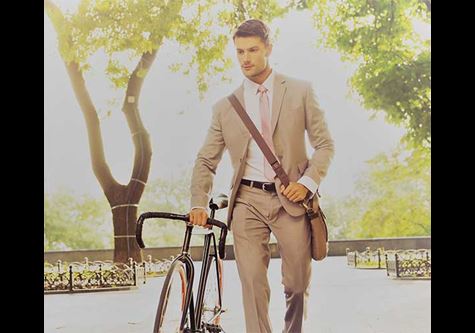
[233,19,270,44]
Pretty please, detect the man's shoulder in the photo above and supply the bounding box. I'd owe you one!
[212,84,243,112]
[276,72,311,91]
[212,96,232,113]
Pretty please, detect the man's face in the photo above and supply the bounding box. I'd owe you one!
[234,36,272,80]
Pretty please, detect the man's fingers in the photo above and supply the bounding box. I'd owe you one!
[283,184,294,196]
[189,209,209,227]
[197,212,206,226]
[289,192,303,202]
[288,193,298,202]
[286,186,297,198]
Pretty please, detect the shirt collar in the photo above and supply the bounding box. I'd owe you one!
[243,69,275,94]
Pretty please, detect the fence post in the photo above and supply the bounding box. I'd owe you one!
[99,264,103,287]
[133,261,137,286]
[377,249,381,269]
[143,262,147,284]
[68,265,73,292]
[395,253,400,278]
[385,254,389,276]
[57,260,63,285]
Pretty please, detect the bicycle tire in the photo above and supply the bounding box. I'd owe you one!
[201,256,223,326]
[154,260,187,333]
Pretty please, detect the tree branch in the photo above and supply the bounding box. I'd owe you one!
[120,0,186,199]
[64,63,118,193]
[45,0,118,195]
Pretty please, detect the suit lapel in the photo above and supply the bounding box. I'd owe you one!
[271,73,287,135]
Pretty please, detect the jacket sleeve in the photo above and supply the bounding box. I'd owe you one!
[190,104,226,209]
[303,82,335,188]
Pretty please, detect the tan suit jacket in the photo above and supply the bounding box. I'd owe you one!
[191,72,335,230]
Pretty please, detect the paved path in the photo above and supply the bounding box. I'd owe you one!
[44,256,430,333]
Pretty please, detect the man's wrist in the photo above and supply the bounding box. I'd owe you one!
[191,206,208,212]
[297,176,318,198]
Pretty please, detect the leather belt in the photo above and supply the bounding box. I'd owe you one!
[240,179,276,193]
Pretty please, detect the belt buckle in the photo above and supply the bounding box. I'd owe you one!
[261,182,271,192]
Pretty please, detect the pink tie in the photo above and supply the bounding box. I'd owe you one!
[257,85,276,181]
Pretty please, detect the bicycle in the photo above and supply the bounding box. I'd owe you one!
[136,194,229,333]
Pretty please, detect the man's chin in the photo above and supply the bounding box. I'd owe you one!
[242,70,257,79]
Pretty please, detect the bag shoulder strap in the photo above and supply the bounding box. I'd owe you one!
[227,94,289,187]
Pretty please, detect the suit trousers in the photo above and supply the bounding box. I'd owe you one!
[231,184,312,333]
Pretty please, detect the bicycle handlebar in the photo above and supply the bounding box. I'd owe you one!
[136,212,228,259]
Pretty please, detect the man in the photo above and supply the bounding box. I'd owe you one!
[189,19,334,332]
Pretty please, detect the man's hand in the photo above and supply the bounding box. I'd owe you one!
[188,208,211,228]
[280,182,309,203]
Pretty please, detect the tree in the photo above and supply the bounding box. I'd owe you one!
[341,145,430,238]
[308,0,431,148]
[44,0,293,262]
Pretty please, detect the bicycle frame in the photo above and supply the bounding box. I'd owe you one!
[175,224,223,332]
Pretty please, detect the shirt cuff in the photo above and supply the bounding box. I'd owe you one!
[191,206,208,212]
[297,176,319,198]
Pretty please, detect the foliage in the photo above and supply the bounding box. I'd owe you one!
[334,145,431,239]
[44,191,112,250]
[308,0,431,147]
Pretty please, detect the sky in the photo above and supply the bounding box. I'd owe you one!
[44,4,408,202]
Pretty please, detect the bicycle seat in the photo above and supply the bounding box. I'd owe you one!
[209,193,228,210]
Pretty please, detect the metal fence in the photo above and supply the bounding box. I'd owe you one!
[346,247,431,279]
[346,247,385,269]
[385,249,431,279]
[44,256,173,293]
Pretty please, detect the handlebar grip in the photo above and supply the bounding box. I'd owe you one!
[135,213,147,248]
[218,228,228,259]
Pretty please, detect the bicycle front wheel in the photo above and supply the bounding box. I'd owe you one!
[154,260,187,333]
[201,256,223,326]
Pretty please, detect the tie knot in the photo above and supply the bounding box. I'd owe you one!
[257,85,268,94]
